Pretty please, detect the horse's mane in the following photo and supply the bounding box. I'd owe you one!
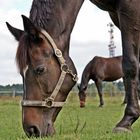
[30,0,55,30]
[16,34,30,74]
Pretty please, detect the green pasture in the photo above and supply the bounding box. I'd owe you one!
[0,94,140,140]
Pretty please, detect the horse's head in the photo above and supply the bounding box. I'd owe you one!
[6,15,77,137]
[77,85,87,108]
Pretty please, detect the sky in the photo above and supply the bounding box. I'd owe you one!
[0,0,122,85]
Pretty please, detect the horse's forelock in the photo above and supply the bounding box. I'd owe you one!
[16,34,30,73]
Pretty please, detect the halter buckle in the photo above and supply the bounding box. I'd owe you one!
[45,97,54,108]
[61,64,69,72]
[55,49,62,58]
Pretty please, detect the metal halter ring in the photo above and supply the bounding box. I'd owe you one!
[61,64,69,72]
[55,49,62,57]
[73,74,78,82]
[45,97,54,108]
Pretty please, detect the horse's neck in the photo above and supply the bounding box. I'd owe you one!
[30,0,62,38]
[89,0,116,11]
[30,0,84,50]
[80,72,90,90]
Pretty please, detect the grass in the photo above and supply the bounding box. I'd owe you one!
[0,94,140,140]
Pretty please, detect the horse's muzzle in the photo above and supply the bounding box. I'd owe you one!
[24,125,40,137]
[80,100,85,108]
[23,123,55,137]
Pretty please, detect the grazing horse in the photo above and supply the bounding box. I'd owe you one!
[6,0,82,137]
[78,56,124,107]
[6,0,140,136]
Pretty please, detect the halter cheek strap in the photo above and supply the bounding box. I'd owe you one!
[21,30,78,108]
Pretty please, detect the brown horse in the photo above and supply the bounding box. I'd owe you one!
[78,56,125,107]
[7,17,78,137]
[6,0,140,136]
[6,0,82,137]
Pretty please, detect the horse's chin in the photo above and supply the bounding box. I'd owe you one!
[40,122,55,137]
[45,123,55,137]
[80,100,86,108]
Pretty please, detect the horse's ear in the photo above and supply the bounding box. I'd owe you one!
[6,22,24,41]
[22,15,39,38]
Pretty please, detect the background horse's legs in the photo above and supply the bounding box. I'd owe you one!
[95,79,104,107]
[113,7,140,131]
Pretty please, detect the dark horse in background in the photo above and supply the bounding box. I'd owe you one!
[6,0,140,137]
[78,56,125,107]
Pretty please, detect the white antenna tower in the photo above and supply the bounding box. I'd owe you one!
[107,22,116,57]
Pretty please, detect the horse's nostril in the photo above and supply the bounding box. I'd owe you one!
[27,126,40,137]
[34,66,45,75]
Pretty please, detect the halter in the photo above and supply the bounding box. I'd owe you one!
[21,29,78,108]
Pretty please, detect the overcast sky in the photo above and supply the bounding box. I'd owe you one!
[0,0,122,85]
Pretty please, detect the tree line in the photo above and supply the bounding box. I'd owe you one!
[0,80,124,97]
[0,84,23,91]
